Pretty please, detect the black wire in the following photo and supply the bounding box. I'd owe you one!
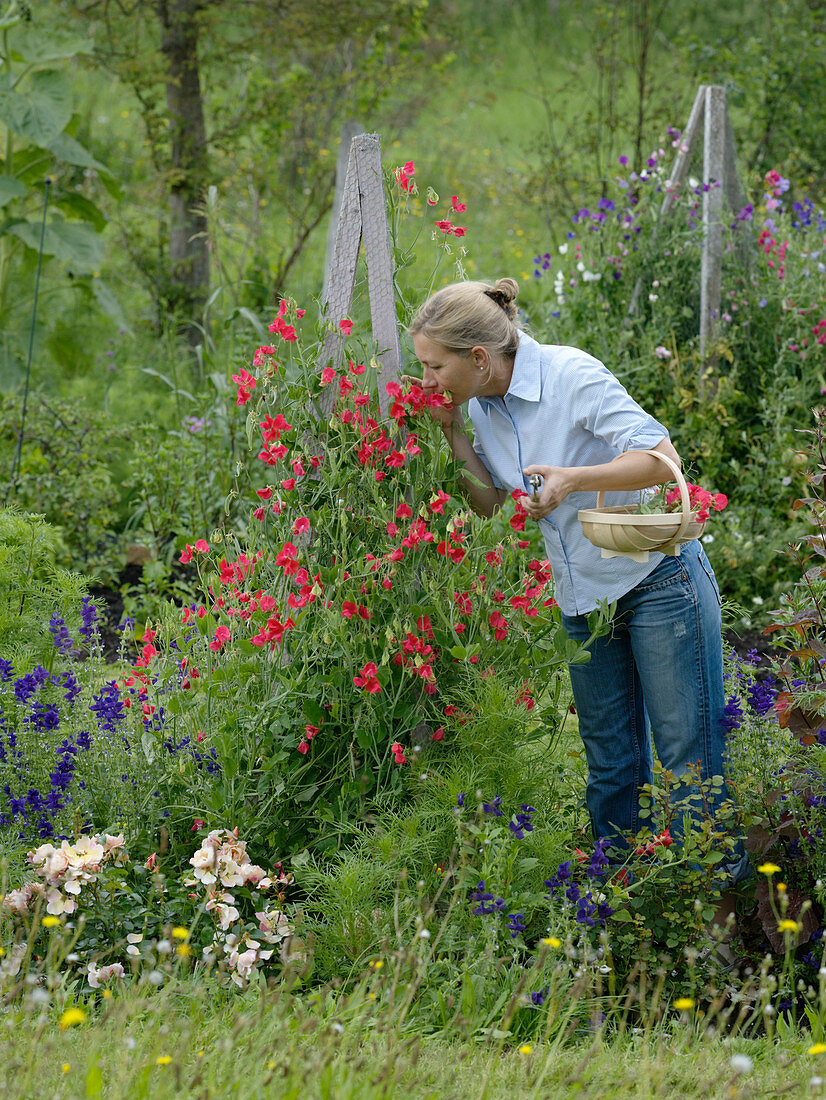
[5,176,52,503]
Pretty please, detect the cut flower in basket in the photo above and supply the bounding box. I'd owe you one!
[578,450,727,562]
[638,482,728,523]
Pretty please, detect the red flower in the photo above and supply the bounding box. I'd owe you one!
[354,662,382,693]
[256,487,274,500]
[320,367,336,385]
[339,318,353,335]
[429,490,451,514]
[293,517,311,535]
[451,196,466,213]
[209,625,231,651]
[281,478,296,491]
[194,539,209,553]
[435,220,454,233]
[297,739,310,755]
[431,727,445,741]
[489,611,509,640]
[180,545,193,564]
[395,503,413,519]
[305,724,321,739]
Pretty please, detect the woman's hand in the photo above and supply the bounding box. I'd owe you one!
[522,464,574,519]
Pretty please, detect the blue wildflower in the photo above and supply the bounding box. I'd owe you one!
[482,794,504,817]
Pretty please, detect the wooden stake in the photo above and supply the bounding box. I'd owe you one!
[319,132,401,418]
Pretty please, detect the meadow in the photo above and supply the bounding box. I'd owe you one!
[3,1,826,1096]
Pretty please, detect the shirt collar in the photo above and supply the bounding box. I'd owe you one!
[503,330,541,402]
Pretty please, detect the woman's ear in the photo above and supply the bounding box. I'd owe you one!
[471,345,488,369]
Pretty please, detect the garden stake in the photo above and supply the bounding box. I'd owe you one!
[5,176,51,504]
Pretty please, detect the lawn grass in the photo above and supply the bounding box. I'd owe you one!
[1,973,819,1099]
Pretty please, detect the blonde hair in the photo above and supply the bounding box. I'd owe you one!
[409,278,520,360]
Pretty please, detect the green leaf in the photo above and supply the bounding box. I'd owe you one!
[47,131,110,176]
[11,26,89,63]
[91,278,133,334]
[609,908,634,923]
[85,1063,103,1098]
[0,175,27,207]
[7,217,103,269]
[53,191,107,231]
[0,70,73,145]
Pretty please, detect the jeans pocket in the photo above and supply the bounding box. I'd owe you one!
[697,549,722,605]
[633,553,684,593]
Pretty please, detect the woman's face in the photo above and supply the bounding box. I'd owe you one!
[412,333,487,405]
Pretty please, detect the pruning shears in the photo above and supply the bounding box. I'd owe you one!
[529,473,543,503]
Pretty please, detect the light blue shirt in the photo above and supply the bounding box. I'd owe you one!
[469,331,670,616]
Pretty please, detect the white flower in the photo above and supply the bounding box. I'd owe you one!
[45,888,76,916]
[87,961,125,989]
[558,243,568,255]
[730,1054,753,1074]
[576,261,585,272]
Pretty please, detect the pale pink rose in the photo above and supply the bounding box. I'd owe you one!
[87,961,125,988]
[46,888,76,916]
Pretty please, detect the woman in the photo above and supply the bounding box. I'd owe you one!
[409,277,751,908]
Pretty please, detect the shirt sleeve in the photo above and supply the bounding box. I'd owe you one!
[563,353,669,453]
[472,437,506,490]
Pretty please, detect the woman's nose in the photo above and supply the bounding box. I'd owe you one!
[421,365,436,389]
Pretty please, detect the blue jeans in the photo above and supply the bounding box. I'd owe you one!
[561,541,751,884]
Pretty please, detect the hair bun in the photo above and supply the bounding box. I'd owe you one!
[485,277,518,319]
[493,277,519,303]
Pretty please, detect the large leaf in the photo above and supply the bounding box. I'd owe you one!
[92,279,133,335]
[53,191,107,232]
[0,175,26,208]
[47,131,111,176]
[0,70,72,145]
[7,217,103,269]
[10,26,89,63]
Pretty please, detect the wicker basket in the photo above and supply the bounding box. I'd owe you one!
[577,449,706,563]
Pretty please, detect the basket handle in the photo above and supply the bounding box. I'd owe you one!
[596,449,693,546]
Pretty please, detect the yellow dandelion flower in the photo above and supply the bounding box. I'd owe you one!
[758,862,781,875]
[368,992,376,1000]
[369,960,383,969]
[176,943,192,957]
[518,1044,533,1055]
[778,919,800,933]
[171,926,189,940]
[777,883,787,892]
[809,1044,826,1055]
[59,1007,87,1030]
[62,1064,70,1074]
[102,990,112,999]
[0,946,5,957]
[674,997,695,1011]
[156,1055,172,1066]
[41,916,60,928]
[542,937,562,948]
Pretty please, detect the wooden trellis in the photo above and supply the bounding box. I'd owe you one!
[629,84,749,359]
[318,132,401,418]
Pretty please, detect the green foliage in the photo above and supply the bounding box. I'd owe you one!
[0,504,87,665]
[0,393,131,583]
[0,3,122,387]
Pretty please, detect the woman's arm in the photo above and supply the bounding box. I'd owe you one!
[523,436,680,520]
[440,407,508,518]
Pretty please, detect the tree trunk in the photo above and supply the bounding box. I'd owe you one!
[157,0,209,344]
